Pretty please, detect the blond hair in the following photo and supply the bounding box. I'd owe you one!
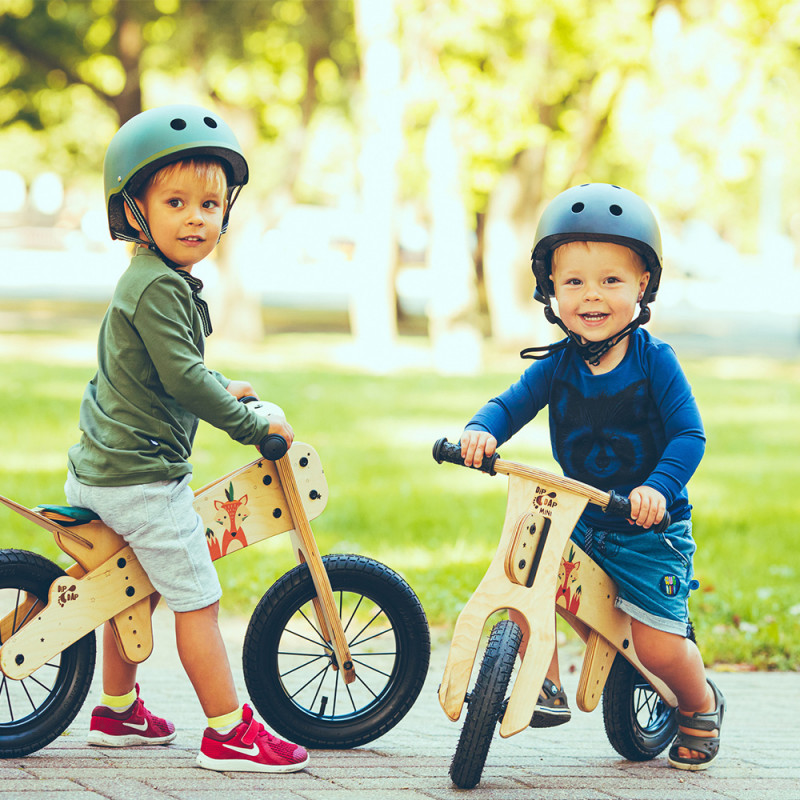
[139,157,228,199]
[552,240,646,274]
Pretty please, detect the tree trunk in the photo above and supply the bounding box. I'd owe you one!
[425,110,482,374]
[113,1,143,123]
[483,147,552,348]
[349,0,402,368]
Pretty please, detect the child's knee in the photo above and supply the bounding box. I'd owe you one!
[631,622,687,672]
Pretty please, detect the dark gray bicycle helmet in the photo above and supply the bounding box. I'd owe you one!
[522,183,662,365]
[104,104,249,244]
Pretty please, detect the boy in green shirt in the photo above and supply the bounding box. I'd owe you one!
[66,105,307,773]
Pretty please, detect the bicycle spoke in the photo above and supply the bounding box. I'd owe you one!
[284,623,330,650]
[290,662,329,702]
[278,652,329,679]
[296,606,332,648]
[26,673,55,694]
[1,675,12,720]
[331,660,340,716]
[633,686,663,730]
[349,650,397,657]
[8,588,21,642]
[341,592,365,634]
[347,608,387,648]
[350,626,393,649]
[7,592,42,640]
[352,670,380,700]
[20,677,37,713]
[351,656,392,679]
[343,673,359,711]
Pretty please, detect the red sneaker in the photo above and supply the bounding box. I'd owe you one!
[87,684,176,747]
[196,704,309,773]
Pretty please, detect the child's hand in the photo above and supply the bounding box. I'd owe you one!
[226,380,258,400]
[227,381,294,450]
[261,418,294,452]
[461,430,497,468]
[628,486,667,529]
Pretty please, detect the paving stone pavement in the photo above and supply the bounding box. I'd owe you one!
[2,607,799,800]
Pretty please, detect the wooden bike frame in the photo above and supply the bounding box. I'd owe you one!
[437,451,677,738]
[0,443,355,685]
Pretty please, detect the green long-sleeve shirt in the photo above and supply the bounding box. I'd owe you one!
[68,248,269,486]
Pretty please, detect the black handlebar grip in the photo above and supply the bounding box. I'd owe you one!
[605,490,671,533]
[432,437,498,476]
[260,434,288,461]
[653,510,671,534]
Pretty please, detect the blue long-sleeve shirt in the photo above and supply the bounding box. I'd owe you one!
[466,329,705,531]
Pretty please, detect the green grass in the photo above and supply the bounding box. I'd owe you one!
[1,328,798,669]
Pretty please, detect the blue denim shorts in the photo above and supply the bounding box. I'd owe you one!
[65,472,222,613]
[570,517,698,637]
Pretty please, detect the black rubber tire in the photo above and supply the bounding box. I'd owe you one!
[449,619,522,789]
[0,549,96,758]
[242,554,430,749]
[602,654,678,760]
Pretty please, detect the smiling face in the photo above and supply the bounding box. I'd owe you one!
[126,159,228,270]
[550,240,649,349]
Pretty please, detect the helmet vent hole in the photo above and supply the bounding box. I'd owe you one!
[204,116,218,128]
[571,202,585,213]
[609,204,623,216]
[170,118,187,131]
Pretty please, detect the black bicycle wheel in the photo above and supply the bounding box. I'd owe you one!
[0,549,96,758]
[242,554,430,749]
[449,619,522,789]
[602,654,677,760]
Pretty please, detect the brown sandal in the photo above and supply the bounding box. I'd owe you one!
[530,678,571,728]
[668,678,725,771]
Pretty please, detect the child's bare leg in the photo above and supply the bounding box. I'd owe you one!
[631,620,717,761]
[508,609,561,685]
[174,601,238,718]
[102,593,161,695]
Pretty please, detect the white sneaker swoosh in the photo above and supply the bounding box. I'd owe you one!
[224,743,260,757]
[124,720,150,732]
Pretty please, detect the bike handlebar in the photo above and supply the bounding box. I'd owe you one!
[432,437,498,475]
[259,433,289,460]
[604,489,671,534]
[432,437,670,534]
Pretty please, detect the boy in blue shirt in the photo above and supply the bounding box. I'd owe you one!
[66,105,307,773]
[461,184,724,770]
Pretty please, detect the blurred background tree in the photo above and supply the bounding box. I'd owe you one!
[1,0,798,349]
[2,0,799,668]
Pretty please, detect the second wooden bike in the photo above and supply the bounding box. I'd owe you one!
[432,438,679,789]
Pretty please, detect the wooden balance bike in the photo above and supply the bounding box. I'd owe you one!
[0,402,430,758]
[432,438,679,789]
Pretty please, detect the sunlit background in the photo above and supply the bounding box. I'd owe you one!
[1,0,799,367]
[2,1,800,668]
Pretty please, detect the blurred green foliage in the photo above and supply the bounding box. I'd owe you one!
[2,0,799,247]
[1,317,798,669]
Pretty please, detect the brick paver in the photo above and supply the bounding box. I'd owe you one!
[2,608,798,799]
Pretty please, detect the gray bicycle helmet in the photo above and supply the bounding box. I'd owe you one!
[522,183,662,365]
[104,104,249,244]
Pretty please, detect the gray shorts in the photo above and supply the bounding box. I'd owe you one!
[65,472,222,613]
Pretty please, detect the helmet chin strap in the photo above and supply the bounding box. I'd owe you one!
[520,303,651,367]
